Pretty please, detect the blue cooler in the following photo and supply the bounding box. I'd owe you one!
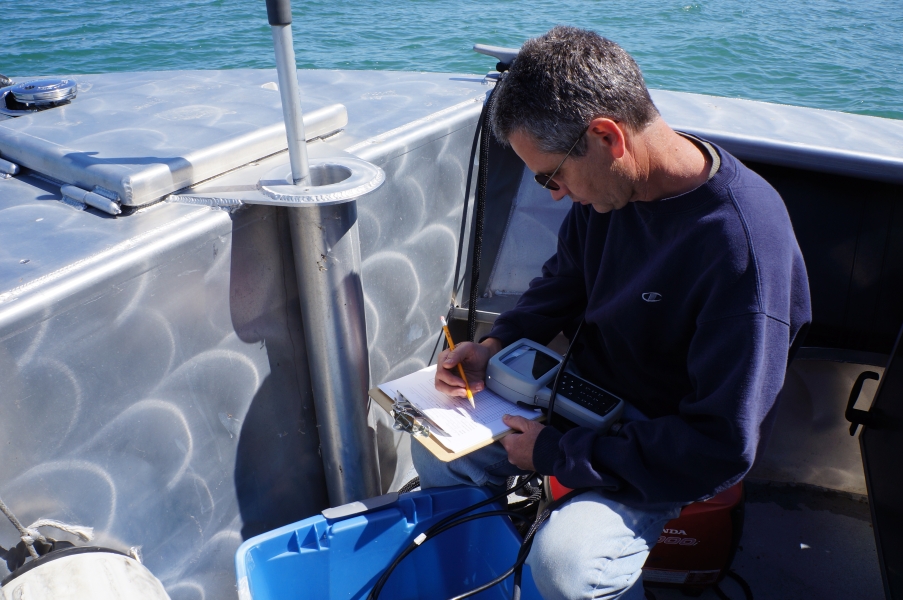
[235,485,542,599]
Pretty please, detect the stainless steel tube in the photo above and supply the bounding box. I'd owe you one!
[270,24,310,185]
[288,202,381,505]
[264,0,380,505]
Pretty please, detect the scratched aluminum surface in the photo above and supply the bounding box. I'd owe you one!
[0,69,488,206]
[0,69,482,599]
[0,70,488,301]
[0,201,268,598]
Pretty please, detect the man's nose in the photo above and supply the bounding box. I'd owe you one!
[550,185,569,202]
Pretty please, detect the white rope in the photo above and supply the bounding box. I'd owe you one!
[1,493,94,562]
[22,519,94,546]
[0,493,39,560]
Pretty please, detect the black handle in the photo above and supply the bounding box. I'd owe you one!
[265,0,292,26]
[846,370,880,436]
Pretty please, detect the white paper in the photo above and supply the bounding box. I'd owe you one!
[378,365,540,453]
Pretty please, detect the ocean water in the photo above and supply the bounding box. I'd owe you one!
[2,0,901,120]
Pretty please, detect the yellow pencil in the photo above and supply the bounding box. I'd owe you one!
[440,316,475,408]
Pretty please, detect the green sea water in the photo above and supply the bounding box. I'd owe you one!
[2,0,902,120]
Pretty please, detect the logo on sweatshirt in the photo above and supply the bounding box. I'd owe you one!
[642,292,662,303]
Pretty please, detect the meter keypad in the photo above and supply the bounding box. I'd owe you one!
[556,373,618,416]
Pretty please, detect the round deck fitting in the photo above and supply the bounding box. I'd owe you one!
[10,78,78,105]
[258,156,385,205]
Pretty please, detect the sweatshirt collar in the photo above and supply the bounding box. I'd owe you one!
[631,136,737,217]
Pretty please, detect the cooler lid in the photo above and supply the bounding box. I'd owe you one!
[0,72,347,206]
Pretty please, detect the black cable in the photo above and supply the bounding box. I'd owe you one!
[490,325,584,595]
[397,477,421,494]
[467,88,496,341]
[711,570,754,600]
[368,474,536,600]
[546,319,585,430]
[428,329,445,366]
[451,102,485,307]
[506,475,543,536]
[447,513,540,600]
[447,537,533,600]
[428,307,454,366]
[423,471,534,541]
[724,570,754,600]
[447,488,585,600]
[713,584,732,600]
[429,510,530,540]
[511,561,524,600]
[369,509,529,599]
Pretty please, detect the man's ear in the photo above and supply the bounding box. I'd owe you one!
[587,117,626,160]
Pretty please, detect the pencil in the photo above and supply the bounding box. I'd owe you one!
[439,316,475,408]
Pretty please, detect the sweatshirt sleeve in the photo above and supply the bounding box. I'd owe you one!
[535,311,793,507]
[485,205,592,346]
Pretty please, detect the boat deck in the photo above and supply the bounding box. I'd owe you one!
[650,482,882,600]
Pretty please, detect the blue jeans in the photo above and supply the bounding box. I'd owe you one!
[412,440,682,600]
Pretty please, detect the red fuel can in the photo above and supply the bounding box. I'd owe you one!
[547,478,745,594]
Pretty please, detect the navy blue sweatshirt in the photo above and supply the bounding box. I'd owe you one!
[487,144,811,509]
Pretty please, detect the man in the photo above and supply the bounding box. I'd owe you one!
[413,26,811,600]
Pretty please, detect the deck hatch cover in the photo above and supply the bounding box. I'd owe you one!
[0,72,347,206]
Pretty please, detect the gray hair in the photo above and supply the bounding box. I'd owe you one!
[490,26,659,157]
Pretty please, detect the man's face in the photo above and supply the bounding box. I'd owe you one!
[509,128,632,213]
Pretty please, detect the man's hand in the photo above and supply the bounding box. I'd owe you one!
[500,414,545,470]
[435,338,502,398]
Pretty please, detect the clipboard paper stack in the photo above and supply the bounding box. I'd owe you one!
[370,365,542,462]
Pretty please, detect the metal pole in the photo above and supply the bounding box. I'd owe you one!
[267,0,309,185]
[288,203,381,505]
[265,0,380,505]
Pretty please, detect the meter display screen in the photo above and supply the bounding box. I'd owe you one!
[500,345,560,380]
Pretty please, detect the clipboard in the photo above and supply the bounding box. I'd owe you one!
[368,386,544,462]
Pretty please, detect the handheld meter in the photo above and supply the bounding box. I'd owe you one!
[486,338,624,431]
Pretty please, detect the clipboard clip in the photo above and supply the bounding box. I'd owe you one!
[391,393,433,438]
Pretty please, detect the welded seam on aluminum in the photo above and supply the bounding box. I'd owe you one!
[0,206,229,340]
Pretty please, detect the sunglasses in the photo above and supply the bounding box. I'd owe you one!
[533,127,588,191]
